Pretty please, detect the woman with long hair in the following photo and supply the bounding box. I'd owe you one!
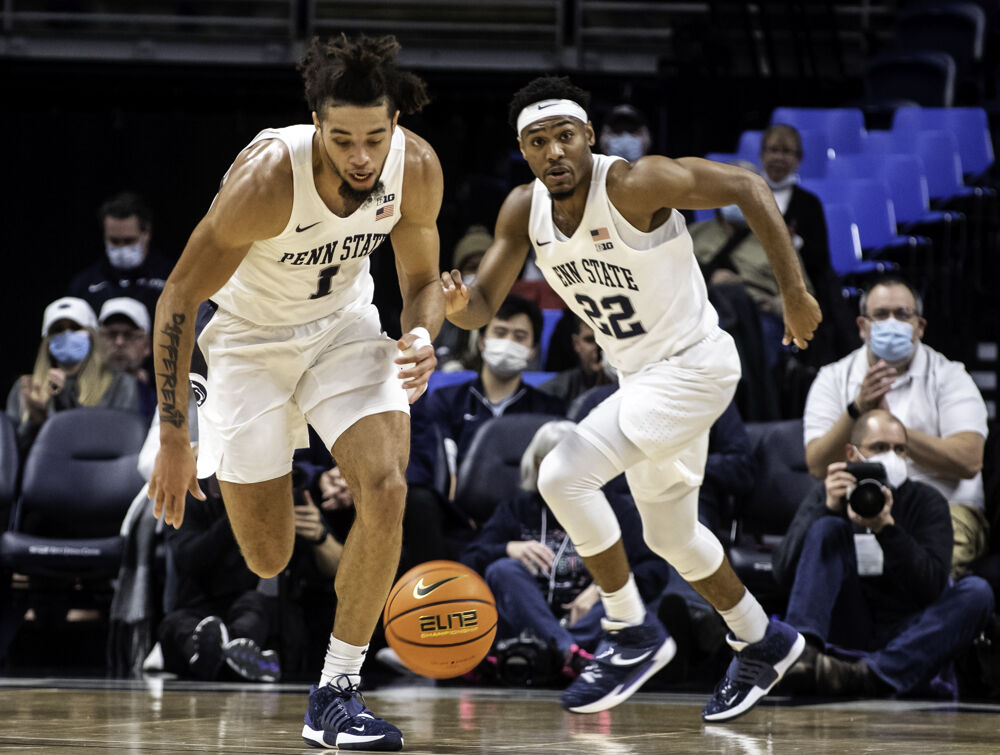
[6,296,140,452]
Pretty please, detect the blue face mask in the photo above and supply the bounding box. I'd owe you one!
[720,204,747,228]
[868,318,915,362]
[605,133,645,162]
[49,330,91,366]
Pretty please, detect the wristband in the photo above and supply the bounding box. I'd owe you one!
[847,401,861,419]
[407,326,432,351]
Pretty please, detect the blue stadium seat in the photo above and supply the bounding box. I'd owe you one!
[770,107,866,155]
[427,370,476,393]
[539,308,564,367]
[521,371,556,388]
[826,153,950,226]
[737,130,762,161]
[892,106,994,177]
[819,202,888,277]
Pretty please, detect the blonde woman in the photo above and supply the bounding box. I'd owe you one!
[6,297,140,452]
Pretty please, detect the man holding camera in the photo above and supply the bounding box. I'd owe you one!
[773,409,994,697]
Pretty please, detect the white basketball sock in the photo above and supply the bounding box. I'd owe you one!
[320,636,368,689]
[718,589,768,644]
[599,574,646,627]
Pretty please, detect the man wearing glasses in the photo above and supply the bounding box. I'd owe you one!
[98,297,156,420]
[803,276,989,576]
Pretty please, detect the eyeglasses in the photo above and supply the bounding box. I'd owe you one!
[863,307,918,322]
[99,327,146,343]
[860,441,908,455]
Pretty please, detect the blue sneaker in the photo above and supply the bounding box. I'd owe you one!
[701,618,805,722]
[302,678,403,751]
[561,611,677,713]
[224,637,281,682]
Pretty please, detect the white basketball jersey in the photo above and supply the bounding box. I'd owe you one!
[528,154,719,375]
[211,124,405,326]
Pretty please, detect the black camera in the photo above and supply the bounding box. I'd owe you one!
[493,631,558,687]
[844,461,888,518]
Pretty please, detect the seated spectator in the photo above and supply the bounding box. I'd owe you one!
[98,297,156,421]
[6,296,139,453]
[435,225,492,371]
[460,420,671,681]
[804,277,989,577]
[773,409,994,697]
[67,191,173,324]
[422,293,566,481]
[598,103,652,163]
[539,313,617,404]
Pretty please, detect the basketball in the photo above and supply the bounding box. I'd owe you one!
[382,560,498,679]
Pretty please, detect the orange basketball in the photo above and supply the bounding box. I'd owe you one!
[382,559,498,679]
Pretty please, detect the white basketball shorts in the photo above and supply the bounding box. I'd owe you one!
[196,304,409,484]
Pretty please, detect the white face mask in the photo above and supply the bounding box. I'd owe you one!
[462,274,476,286]
[481,338,532,379]
[858,448,909,489]
[106,241,145,270]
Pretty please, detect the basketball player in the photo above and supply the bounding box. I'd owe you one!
[147,35,444,751]
[443,77,822,722]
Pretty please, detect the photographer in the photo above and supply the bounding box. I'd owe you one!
[773,409,993,697]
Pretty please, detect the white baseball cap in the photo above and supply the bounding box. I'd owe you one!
[99,297,151,333]
[41,297,98,336]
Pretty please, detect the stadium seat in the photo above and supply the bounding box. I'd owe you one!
[427,369,476,394]
[892,106,994,178]
[770,107,866,155]
[453,413,563,526]
[864,51,956,107]
[0,414,18,532]
[819,202,888,278]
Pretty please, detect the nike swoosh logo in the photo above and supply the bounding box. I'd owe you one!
[609,649,654,666]
[413,576,461,599]
[295,221,321,232]
[535,239,552,246]
[350,726,365,733]
[537,103,559,109]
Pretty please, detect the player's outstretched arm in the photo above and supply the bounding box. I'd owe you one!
[443,185,533,331]
[612,156,822,348]
[392,130,446,402]
[148,140,292,528]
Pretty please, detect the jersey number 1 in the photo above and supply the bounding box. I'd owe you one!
[310,265,340,299]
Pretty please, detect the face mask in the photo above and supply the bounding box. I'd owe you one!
[764,172,800,191]
[481,338,532,379]
[49,330,91,366]
[720,204,747,228]
[863,449,909,489]
[605,133,645,162]
[868,318,915,363]
[106,241,145,270]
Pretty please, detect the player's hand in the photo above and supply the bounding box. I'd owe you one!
[396,330,436,404]
[823,461,852,513]
[440,270,470,316]
[855,360,896,413]
[781,287,822,349]
[506,540,555,576]
[562,583,600,628]
[148,439,205,528]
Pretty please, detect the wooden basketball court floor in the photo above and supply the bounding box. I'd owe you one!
[1,677,999,753]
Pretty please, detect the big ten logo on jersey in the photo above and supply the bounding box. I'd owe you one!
[591,227,613,252]
[418,609,479,638]
[377,193,396,205]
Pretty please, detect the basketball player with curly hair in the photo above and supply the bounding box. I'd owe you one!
[443,76,822,723]
[148,34,444,750]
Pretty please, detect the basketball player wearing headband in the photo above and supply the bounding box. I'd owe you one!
[443,77,822,722]
[148,35,444,750]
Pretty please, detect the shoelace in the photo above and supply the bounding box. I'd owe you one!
[720,656,772,692]
[316,675,373,731]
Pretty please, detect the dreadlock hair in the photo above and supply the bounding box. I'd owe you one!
[298,34,430,118]
[507,76,591,131]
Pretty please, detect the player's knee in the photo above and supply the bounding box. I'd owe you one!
[536,448,579,505]
[243,545,293,579]
[645,522,723,582]
[356,470,407,528]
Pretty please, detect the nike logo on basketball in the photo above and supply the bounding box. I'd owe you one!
[296,221,321,232]
[535,239,552,246]
[413,576,460,598]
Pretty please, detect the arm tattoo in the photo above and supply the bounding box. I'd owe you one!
[157,313,187,428]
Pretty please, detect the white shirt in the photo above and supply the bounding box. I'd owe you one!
[803,342,988,508]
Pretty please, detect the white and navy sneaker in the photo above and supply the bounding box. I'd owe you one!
[561,611,676,713]
[701,618,805,722]
[302,677,403,751]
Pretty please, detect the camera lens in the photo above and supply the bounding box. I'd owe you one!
[848,479,885,518]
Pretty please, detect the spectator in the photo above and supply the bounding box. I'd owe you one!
[6,296,139,453]
[598,104,652,163]
[804,277,989,577]
[435,225,493,371]
[461,420,671,681]
[98,297,156,421]
[421,294,566,481]
[538,313,617,404]
[67,192,173,323]
[773,409,994,697]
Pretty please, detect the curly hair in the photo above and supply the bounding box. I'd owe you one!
[298,34,430,117]
[507,75,591,131]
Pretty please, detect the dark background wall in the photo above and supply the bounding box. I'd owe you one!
[0,55,860,394]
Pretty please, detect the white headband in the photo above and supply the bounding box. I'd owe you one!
[516,99,589,137]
